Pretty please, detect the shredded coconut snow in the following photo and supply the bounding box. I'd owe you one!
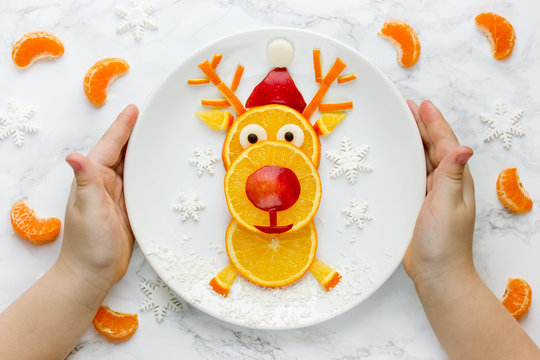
[480,102,525,149]
[325,136,372,184]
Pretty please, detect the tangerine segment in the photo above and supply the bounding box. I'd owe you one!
[83,58,129,107]
[12,31,64,70]
[226,219,317,287]
[225,141,322,234]
[209,264,238,297]
[500,278,532,319]
[93,306,138,341]
[378,20,421,67]
[196,110,234,130]
[10,201,61,244]
[496,168,532,213]
[475,12,516,60]
[222,104,320,170]
[313,112,347,136]
[309,258,342,291]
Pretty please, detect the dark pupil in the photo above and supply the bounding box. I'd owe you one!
[284,132,294,141]
[247,133,258,144]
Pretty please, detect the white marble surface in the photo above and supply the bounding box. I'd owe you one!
[1,0,539,358]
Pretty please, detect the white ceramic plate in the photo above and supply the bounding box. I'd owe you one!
[124,28,425,329]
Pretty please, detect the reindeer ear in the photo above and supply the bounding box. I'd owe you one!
[313,113,347,136]
[196,110,234,131]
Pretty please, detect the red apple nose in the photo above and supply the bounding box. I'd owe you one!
[245,166,301,212]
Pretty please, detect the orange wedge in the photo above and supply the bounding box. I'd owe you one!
[93,306,138,341]
[10,201,61,244]
[496,168,532,213]
[83,58,129,107]
[475,12,516,60]
[309,258,342,291]
[378,20,421,67]
[313,112,347,136]
[500,278,532,319]
[226,219,317,287]
[12,31,64,70]
[196,110,234,130]
[209,264,238,297]
[222,104,320,169]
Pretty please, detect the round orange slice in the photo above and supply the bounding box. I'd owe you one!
[226,219,317,287]
[496,168,532,213]
[10,200,61,244]
[12,31,64,70]
[93,306,138,341]
[222,104,320,169]
[224,141,322,234]
[83,58,130,107]
[378,20,421,67]
[500,278,531,319]
[475,12,516,60]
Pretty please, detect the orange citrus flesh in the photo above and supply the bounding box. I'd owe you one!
[378,20,421,67]
[83,58,129,107]
[93,306,138,341]
[496,168,532,213]
[313,112,347,136]
[12,31,64,70]
[337,74,357,84]
[500,278,532,319]
[475,12,516,60]
[224,141,321,234]
[10,200,61,244]
[222,104,320,169]
[309,258,342,291]
[209,264,238,297]
[226,219,317,287]
[196,110,234,130]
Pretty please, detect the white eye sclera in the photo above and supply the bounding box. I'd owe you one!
[277,124,304,148]
[239,124,267,148]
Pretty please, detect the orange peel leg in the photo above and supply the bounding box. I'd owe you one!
[187,78,210,85]
[198,60,222,86]
[201,99,230,107]
[209,264,238,297]
[309,258,341,291]
[230,65,245,92]
[217,82,246,116]
[313,49,322,83]
[210,53,223,69]
[337,74,357,84]
[318,102,353,112]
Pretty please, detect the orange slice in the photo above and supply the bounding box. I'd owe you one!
[313,112,347,136]
[196,110,234,130]
[496,168,532,213]
[209,264,238,297]
[12,31,64,70]
[83,58,129,107]
[309,258,342,291]
[500,278,531,319]
[222,104,320,169]
[226,219,317,287]
[378,20,421,67]
[475,12,516,60]
[93,306,138,341]
[10,200,61,244]
[224,140,321,234]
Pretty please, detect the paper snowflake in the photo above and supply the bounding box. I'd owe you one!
[173,192,205,221]
[116,0,158,41]
[480,102,525,150]
[189,146,220,176]
[0,99,38,147]
[140,277,183,322]
[342,198,372,229]
[325,136,372,184]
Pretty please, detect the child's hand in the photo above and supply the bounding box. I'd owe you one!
[403,100,475,287]
[59,104,139,294]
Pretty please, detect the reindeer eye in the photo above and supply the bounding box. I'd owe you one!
[277,124,304,147]
[239,124,267,148]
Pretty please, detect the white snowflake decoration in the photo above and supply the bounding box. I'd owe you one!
[0,99,38,147]
[173,192,205,221]
[325,136,372,184]
[189,146,220,176]
[116,0,158,41]
[140,277,183,322]
[480,102,525,150]
[342,198,372,229]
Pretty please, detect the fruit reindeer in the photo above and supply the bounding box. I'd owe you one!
[189,39,355,296]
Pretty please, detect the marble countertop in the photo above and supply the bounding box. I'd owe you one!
[1,0,540,358]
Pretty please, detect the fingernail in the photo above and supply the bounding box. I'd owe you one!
[457,152,473,165]
[66,158,81,172]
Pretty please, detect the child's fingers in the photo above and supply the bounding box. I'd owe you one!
[65,153,102,207]
[462,166,475,209]
[432,146,473,205]
[88,104,138,168]
[408,100,435,175]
